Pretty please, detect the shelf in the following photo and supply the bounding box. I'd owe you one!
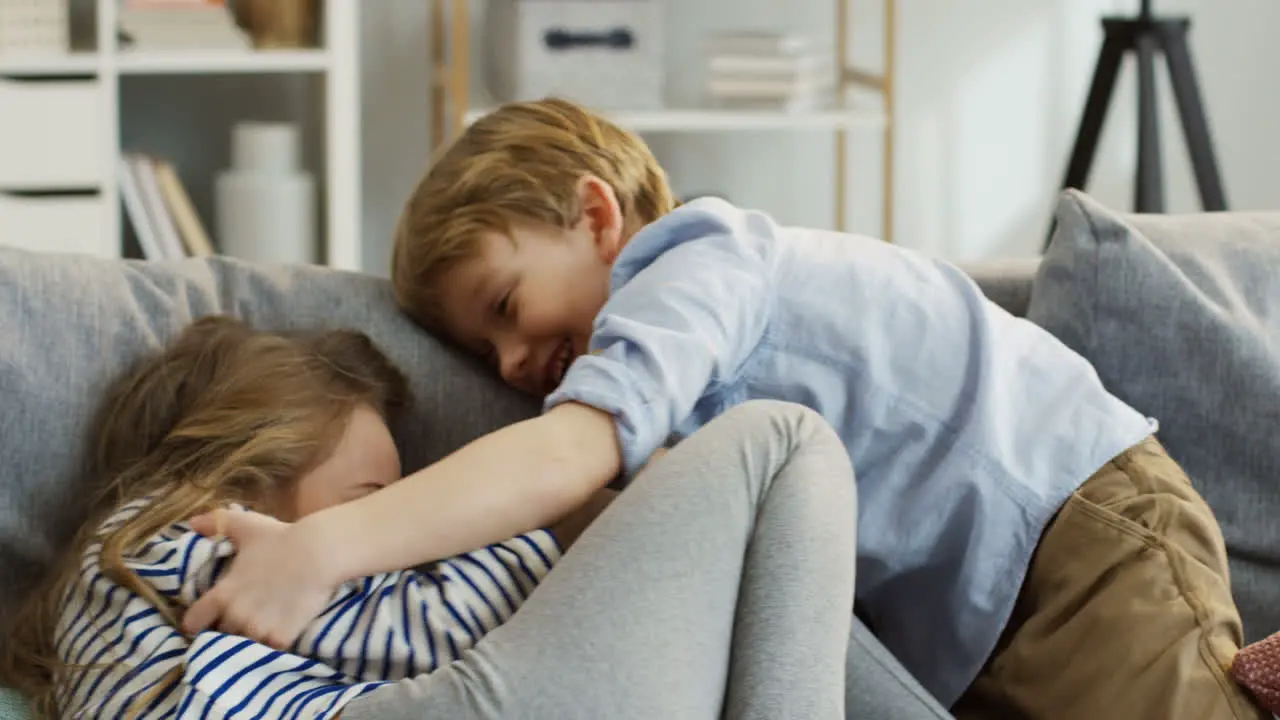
[462,106,888,133]
[0,49,333,75]
[115,49,331,75]
[0,183,101,193]
[0,53,100,76]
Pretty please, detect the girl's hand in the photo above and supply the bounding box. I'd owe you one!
[181,507,342,650]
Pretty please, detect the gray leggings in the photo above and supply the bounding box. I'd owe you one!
[344,400,952,719]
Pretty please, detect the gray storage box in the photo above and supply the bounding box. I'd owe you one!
[486,0,665,111]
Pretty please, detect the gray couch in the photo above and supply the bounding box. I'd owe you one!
[1,189,1278,714]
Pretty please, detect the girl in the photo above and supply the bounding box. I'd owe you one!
[0,316,951,719]
[1,317,573,718]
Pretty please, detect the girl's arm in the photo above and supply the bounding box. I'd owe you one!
[117,521,568,718]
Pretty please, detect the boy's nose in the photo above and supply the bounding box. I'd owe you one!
[498,341,531,385]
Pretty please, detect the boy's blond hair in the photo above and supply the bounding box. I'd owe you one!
[391,97,676,331]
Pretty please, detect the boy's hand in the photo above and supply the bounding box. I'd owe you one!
[182,507,343,650]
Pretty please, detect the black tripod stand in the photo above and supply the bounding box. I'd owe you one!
[1048,0,1227,249]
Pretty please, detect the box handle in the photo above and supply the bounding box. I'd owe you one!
[543,27,635,51]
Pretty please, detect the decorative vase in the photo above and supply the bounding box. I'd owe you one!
[215,121,316,265]
[231,0,319,49]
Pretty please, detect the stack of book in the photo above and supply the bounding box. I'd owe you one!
[118,152,215,260]
[704,31,834,112]
[118,0,250,51]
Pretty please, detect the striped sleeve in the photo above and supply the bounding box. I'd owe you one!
[291,530,563,682]
[115,515,562,718]
[123,515,236,607]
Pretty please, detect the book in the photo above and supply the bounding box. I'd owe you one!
[706,92,831,113]
[706,31,811,58]
[707,53,829,80]
[117,155,165,260]
[154,160,214,257]
[118,152,214,260]
[703,32,835,111]
[118,0,249,51]
[707,74,835,97]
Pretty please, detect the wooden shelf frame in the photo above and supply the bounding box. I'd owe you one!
[428,0,895,240]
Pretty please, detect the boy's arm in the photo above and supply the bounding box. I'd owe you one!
[545,229,771,477]
[181,402,620,645]
[320,401,619,581]
[547,486,620,551]
[316,224,767,580]
[183,226,768,646]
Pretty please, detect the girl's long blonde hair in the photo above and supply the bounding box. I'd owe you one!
[0,316,409,718]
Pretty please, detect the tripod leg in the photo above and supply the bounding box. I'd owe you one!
[1161,21,1228,210]
[1046,29,1127,250]
[1135,30,1164,212]
[1060,33,1127,193]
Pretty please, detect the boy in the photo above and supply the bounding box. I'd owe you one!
[184,98,1263,720]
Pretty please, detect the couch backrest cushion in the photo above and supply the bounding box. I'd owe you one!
[1029,189,1280,640]
[0,248,538,625]
[958,258,1039,318]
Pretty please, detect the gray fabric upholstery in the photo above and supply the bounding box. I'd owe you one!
[959,258,1039,318]
[1028,189,1280,641]
[0,687,24,719]
[0,248,538,626]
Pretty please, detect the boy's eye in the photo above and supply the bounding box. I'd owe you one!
[496,290,513,318]
[350,483,384,500]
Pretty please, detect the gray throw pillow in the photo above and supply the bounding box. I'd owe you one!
[0,248,537,626]
[1029,189,1280,640]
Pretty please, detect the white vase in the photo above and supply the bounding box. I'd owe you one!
[215,121,316,265]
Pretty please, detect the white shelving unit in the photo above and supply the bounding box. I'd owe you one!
[0,0,362,270]
[431,0,896,239]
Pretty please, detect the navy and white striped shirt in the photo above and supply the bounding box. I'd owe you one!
[54,499,562,719]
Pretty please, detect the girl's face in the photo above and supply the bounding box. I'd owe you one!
[280,404,402,520]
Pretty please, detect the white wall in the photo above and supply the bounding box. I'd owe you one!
[893,0,1280,258]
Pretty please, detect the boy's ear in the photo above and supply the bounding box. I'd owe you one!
[577,175,624,262]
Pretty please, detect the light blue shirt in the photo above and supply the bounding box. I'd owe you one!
[544,197,1155,706]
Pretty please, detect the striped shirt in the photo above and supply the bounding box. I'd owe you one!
[54,498,562,719]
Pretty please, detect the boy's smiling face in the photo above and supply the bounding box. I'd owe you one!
[437,177,625,397]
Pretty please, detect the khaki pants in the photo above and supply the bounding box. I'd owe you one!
[953,436,1266,720]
